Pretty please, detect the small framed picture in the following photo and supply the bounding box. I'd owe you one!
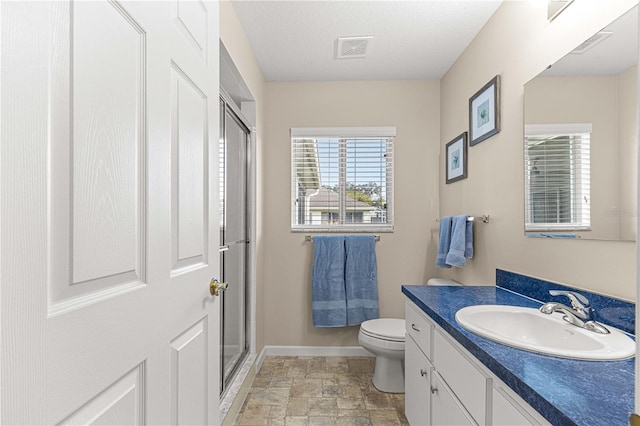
[446,132,468,184]
[469,75,501,146]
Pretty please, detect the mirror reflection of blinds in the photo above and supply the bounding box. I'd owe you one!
[524,127,591,231]
[290,127,394,231]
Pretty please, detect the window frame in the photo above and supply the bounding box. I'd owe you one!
[291,127,395,233]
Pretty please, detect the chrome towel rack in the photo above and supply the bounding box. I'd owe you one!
[436,215,490,224]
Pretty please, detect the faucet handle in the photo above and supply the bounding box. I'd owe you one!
[549,290,590,309]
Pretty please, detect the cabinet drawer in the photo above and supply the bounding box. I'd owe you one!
[405,301,433,359]
[434,329,489,425]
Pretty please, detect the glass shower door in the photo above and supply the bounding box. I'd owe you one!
[219,97,249,394]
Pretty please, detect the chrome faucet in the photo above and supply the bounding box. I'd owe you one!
[539,290,610,334]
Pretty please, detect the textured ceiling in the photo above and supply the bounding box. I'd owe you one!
[231,0,503,82]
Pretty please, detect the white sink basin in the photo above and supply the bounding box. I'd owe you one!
[455,305,635,361]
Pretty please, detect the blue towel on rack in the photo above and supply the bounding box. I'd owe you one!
[345,235,379,326]
[446,215,473,267]
[465,219,474,258]
[436,216,452,268]
[311,236,347,327]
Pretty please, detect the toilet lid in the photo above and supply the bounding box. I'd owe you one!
[360,318,405,341]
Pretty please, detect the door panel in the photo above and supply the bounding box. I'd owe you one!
[71,0,144,285]
[60,366,145,425]
[1,1,220,424]
[49,0,146,309]
[223,112,247,243]
[171,0,209,62]
[222,243,246,379]
[170,319,209,425]
[171,62,209,273]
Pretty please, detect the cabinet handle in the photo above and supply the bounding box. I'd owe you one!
[430,386,438,394]
[420,369,427,377]
[411,324,421,332]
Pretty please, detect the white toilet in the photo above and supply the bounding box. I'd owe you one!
[358,278,461,393]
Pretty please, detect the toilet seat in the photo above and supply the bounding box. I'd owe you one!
[360,318,405,342]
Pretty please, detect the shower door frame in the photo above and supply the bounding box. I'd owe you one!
[219,92,255,397]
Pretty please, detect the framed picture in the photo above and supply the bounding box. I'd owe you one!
[446,132,468,184]
[469,75,500,146]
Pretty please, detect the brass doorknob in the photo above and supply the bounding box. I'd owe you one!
[210,278,228,296]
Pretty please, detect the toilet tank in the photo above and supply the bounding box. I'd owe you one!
[427,278,461,286]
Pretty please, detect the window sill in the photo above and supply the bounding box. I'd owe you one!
[291,226,394,233]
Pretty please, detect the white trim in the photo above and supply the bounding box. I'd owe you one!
[248,129,257,356]
[220,353,258,424]
[525,123,592,136]
[291,126,396,138]
[256,347,267,373]
[261,345,373,358]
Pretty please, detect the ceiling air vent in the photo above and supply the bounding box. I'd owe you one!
[571,31,613,54]
[336,36,373,59]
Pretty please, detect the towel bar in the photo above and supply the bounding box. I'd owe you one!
[305,235,381,242]
[436,215,490,224]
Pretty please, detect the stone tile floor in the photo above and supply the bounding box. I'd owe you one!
[233,356,409,425]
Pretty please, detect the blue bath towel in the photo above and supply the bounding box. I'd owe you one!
[345,235,379,325]
[436,216,452,269]
[312,236,347,327]
[446,215,473,267]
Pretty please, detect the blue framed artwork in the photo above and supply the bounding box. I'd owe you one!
[445,132,468,184]
[469,75,500,146]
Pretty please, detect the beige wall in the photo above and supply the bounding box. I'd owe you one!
[618,65,638,241]
[439,0,637,300]
[263,81,441,346]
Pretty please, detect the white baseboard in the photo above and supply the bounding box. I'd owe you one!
[256,347,267,372]
[262,345,373,358]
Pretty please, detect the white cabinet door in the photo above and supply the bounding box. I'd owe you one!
[1,1,221,424]
[434,330,488,425]
[431,373,476,426]
[405,336,432,425]
[493,388,535,426]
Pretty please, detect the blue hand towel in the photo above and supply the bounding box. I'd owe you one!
[312,236,347,327]
[436,216,452,269]
[345,235,379,326]
[446,215,472,267]
[464,219,474,258]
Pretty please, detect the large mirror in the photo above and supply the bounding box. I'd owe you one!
[547,0,574,21]
[523,5,638,241]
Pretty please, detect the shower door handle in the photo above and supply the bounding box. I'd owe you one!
[210,278,228,296]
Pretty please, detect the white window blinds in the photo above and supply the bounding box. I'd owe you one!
[524,124,591,231]
[291,127,395,232]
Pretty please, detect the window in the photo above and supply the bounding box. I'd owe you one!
[524,124,591,231]
[291,127,395,231]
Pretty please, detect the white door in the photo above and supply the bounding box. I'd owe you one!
[1,1,221,424]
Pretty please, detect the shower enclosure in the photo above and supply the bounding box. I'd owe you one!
[219,95,250,395]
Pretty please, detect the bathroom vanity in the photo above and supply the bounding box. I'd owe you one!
[405,300,550,425]
[402,271,635,426]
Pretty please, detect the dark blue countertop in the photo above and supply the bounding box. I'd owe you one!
[402,284,635,426]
